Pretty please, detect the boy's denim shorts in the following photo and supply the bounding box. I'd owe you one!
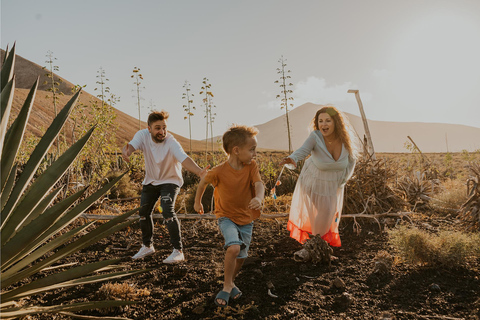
[218,217,253,259]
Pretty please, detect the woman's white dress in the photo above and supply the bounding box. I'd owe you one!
[287,131,356,247]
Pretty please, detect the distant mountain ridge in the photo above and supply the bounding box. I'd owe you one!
[4,49,478,153]
[254,103,480,153]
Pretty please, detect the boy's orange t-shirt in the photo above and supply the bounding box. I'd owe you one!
[204,160,262,225]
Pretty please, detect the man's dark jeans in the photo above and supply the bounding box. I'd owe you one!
[139,183,182,250]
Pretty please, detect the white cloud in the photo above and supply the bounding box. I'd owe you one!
[260,76,374,118]
[292,76,373,107]
[293,76,353,105]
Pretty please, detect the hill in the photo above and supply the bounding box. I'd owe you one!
[1,49,207,152]
[4,49,479,153]
[254,102,480,153]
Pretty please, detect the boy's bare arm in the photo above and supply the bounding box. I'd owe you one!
[248,181,265,210]
[194,179,208,214]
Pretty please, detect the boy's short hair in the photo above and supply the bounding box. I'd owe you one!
[148,110,169,126]
[222,124,259,154]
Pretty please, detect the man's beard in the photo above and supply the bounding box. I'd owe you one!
[151,133,166,143]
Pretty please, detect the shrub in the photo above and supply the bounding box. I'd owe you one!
[428,179,468,216]
[388,225,480,268]
[106,171,140,199]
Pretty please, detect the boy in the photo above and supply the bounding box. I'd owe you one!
[122,110,208,262]
[194,124,265,307]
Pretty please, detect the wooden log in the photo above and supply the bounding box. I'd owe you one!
[80,211,411,221]
[80,213,289,221]
[106,196,141,202]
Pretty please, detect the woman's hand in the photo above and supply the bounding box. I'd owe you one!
[279,157,296,167]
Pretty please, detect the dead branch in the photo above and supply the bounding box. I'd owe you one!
[342,212,413,219]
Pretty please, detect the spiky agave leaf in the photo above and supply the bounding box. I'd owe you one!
[1,89,82,230]
[0,45,144,319]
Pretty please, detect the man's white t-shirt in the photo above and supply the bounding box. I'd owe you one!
[129,130,188,187]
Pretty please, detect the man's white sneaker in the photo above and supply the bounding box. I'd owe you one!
[132,245,155,260]
[163,249,185,264]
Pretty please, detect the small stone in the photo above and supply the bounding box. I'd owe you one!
[428,283,441,292]
[192,306,204,314]
[266,280,275,289]
[252,269,263,277]
[332,277,346,291]
[335,292,354,309]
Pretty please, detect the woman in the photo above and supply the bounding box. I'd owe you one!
[280,106,357,247]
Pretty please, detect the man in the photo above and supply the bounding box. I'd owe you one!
[122,110,207,263]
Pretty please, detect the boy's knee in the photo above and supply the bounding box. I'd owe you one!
[226,244,241,255]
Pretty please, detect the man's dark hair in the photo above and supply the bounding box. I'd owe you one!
[148,110,169,126]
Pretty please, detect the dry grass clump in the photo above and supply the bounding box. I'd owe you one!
[95,282,150,315]
[388,225,480,268]
[428,179,468,215]
[97,282,150,301]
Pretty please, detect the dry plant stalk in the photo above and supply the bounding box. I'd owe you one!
[460,162,480,231]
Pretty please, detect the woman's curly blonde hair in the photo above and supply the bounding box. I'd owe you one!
[310,106,358,159]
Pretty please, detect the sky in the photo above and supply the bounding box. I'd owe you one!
[2,0,480,140]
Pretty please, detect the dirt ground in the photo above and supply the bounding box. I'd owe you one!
[27,211,479,320]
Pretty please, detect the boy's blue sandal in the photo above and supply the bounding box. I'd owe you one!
[230,287,242,301]
[214,290,230,307]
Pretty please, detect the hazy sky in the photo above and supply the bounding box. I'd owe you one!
[2,0,480,140]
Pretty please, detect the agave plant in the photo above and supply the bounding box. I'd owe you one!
[1,45,145,319]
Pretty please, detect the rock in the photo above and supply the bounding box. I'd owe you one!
[294,248,310,262]
[252,268,263,278]
[332,277,346,291]
[192,306,204,314]
[295,236,333,264]
[428,283,441,292]
[378,311,396,319]
[335,292,354,309]
[266,280,275,290]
